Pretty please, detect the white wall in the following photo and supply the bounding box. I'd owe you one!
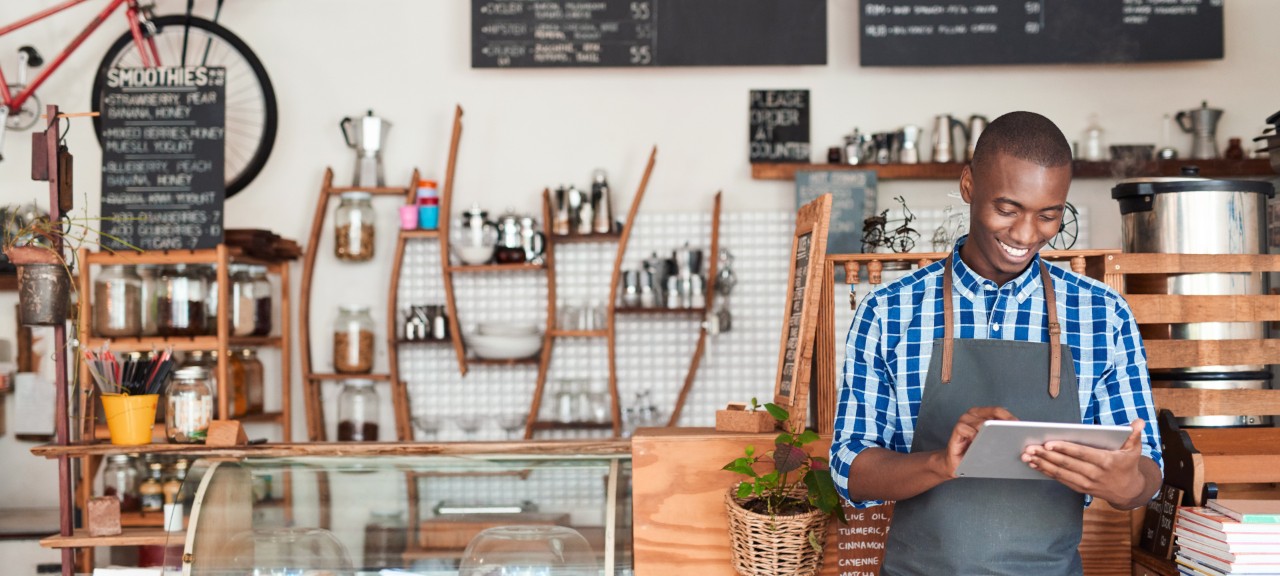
[0,0,1277,562]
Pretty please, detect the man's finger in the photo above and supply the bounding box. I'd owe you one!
[1031,446,1103,481]
[1027,453,1091,493]
[1120,420,1144,451]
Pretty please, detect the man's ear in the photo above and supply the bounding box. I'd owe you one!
[959,164,975,204]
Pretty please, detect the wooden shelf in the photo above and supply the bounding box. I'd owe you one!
[81,247,280,267]
[395,338,452,345]
[448,262,545,272]
[40,527,180,549]
[615,307,706,315]
[401,229,440,239]
[0,274,15,291]
[529,421,614,431]
[468,356,541,366]
[229,335,283,347]
[750,158,1276,181]
[31,439,633,459]
[305,373,392,381]
[119,511,164,528]
[81,335,282,352]
[328,185,411,195]
[238,410,285,423]
[548,330,608,338]
[550,231,622,244]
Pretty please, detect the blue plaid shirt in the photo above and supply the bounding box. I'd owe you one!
[831,237,1163,508]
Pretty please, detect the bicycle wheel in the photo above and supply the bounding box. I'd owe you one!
[91,16,277,197]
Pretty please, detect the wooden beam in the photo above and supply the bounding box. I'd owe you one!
[1107,253,1280,275]
[32,439,633,459]
[1126,295,1280,323]
[1145,339,1280,369]
[1153,388,1280,418]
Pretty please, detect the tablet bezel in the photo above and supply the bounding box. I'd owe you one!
[953,420,1133,481]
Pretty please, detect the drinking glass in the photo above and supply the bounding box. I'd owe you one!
[454,414,484,438]
[413,415,441,440]
[497,412,528,439]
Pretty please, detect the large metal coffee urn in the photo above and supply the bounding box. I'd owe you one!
[1112,171,1277,426]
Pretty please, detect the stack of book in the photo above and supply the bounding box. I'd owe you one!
[1176,500,1280,575]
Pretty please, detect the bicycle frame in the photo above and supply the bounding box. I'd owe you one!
[0,0,159,114]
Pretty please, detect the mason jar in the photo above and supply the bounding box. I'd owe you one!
[93,265,142,337]
[166,366,213,444]
[102,454,141,513]
[229,266,257,337]
[137,265,160,336]
[250,266,273,336]
[337,379,379,441]
[201,265,219,335]
[239,348,265,415]
[334,306,376,373]
[156,265,208,337]
[335,192,376,262]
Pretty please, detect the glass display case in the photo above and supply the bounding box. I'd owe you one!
[158,449,632,575]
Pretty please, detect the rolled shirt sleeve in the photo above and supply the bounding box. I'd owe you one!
[1094,297,1164,477]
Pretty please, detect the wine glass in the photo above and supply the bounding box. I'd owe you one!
[454,414,483,439]
[413,415,441,441]
[497,412,528,439]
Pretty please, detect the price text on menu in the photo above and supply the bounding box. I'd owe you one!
[472,0,826,68]
[860,0,1223,66]
[100,66,226,251]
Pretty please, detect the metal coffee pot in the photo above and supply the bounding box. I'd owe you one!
[493,211,527,264]
[518,216,546,265]
[1176,101,1223,160]
[339,110,391,187]
[871,132,896,164]
[844,130,872,165]
[931,114,969,163]
[966,115,989,161]
[899,125,922,164]
[457,205,495,245]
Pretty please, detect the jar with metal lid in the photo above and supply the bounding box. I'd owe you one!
[156,265,208,337]
[240,348,265,414]
[229,266,257,337]
[180,351,219,411]
[250,266,273,336]
[139,461,164,512]
[337,379,379,441]
[166,366,213,443]
[93,265,143,337]
[201,265,219,335]
[102,454,141,513]
[137,265,160,336]
[336,192,376,262]
[334,306,376,373]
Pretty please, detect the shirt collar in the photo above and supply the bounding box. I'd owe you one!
[950,235,1045,303]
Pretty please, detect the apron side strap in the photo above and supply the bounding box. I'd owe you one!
[942,256,955,385]
[1040,261,1061,399]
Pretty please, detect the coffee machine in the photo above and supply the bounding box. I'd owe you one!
[340,110,391,187]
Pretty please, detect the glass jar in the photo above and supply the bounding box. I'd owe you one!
[250,266,273,336]
[202,265,219,335]
[139,461,164,513]
[335,192,376,262]
[229,266,257,337]
[156,265,208,337]
[334,306,376,373]
[94,265,142,337]
[180,351,219,412]
[102,454,141,513]
[228,350,248,418]
[162,459,188,505]
[235,348,265,415]
[137,265,160,336]
[165,366,213,443]
[337,379,378,441]
[363,510,407,569]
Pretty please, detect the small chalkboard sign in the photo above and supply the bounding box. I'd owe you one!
[1140,484,1183,560]
[796,170,877,282]
[99,66,225,251]
[860,0,1223,67]
[775,194,832,429]
[750,90,810,163]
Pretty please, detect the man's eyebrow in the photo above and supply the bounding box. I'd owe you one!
[993,197,1065,212]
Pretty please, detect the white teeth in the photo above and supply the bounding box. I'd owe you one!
[998,240,1029,257]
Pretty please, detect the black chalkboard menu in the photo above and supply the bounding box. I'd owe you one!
[860,0,1223,66]
[750,90,810,163]
[472,0,826,68]
[99,67,225,251]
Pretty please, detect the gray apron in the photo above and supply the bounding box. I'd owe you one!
[881,256,1084,576]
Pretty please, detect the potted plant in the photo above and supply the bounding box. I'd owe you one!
[721,402,844,576]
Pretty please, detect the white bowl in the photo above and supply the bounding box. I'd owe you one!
[478,322,539,337]
[453,244,494,265]
[466,332,542,360]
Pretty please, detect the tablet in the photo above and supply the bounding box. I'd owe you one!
[954,420,1132,481]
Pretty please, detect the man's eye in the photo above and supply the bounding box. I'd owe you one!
[997,209,1015,217]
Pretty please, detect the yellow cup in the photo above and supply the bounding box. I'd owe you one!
[101,393,159,446]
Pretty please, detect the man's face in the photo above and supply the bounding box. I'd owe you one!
[959,152,1071,285]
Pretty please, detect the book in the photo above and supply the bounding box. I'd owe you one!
[1209,500,1280,524]
[1177,535,1280,561]
[1182,507,1280,534]
[1179,547,1280,574]
[1178,530,1280,555]
[1175,556,1229,576]
[1178,519,1280,545]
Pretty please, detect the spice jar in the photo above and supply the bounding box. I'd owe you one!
[162,459,188,505]
[228,351,249,418]
[363,510,407,569]
[250,266,273,336]
[336,192,376,262]
[156,265,209,337]
[166,366,213,443]
[337,379,379,441]
[139,461,164,513]
[138,265,159,336]
[229,266,257,337]
[94,265,143,337]
[102,454,141,513]
[334,306,376,373]
[238,348,264,415]
[202,265,219,335]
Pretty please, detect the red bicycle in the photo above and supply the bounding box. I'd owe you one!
[1,0,277,196]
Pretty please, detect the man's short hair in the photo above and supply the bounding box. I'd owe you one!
[971,111,1072,173]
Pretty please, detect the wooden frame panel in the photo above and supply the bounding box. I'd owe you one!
[773,194,831,428]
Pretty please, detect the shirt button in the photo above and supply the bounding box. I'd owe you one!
[992,323,1001,331]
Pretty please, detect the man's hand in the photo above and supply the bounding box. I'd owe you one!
[1021,419,1159,508]
[941,406,1018,478]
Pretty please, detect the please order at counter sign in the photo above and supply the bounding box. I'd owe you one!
[749,89,810,163]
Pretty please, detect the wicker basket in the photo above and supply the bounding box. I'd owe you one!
[724,486,830,576]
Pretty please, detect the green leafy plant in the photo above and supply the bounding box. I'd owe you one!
[722,400,845,524]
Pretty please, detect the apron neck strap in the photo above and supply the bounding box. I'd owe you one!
[941,255,1062,398]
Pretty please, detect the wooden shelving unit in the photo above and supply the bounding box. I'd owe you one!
[615,307,708,315]
[447,262,545,273]
[41,527,180,549]
[750,158,1276,181]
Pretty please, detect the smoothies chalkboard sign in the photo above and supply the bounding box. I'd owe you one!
[860,0,1223,66]
[795,170,877,282]
[472,0,826,68]
[775,194,832,429]
[99,66,225,251]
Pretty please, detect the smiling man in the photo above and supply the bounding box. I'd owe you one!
[830,111,1163,575]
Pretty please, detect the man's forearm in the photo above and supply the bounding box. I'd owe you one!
[846,447,953,503]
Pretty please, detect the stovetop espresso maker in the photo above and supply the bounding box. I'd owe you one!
[340,110,392,187]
